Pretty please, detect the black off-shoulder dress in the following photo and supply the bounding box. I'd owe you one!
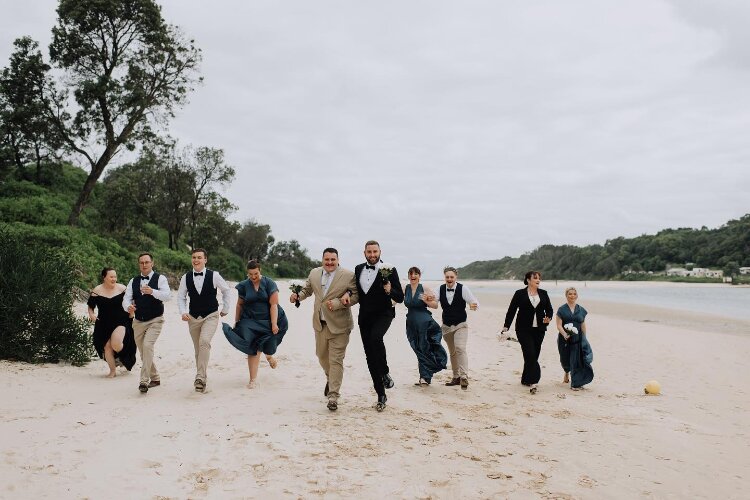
[87,291,137,370]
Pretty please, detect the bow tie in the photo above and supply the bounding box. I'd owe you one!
[193,272,204,276]
[446,288,455,293]
[140,275,150,280]
[365,264,376,270]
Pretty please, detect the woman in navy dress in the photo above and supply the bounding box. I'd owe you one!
[223,260,288,388]
[86,268,136,376]
[403,266,447,385]
[555,287,593,390]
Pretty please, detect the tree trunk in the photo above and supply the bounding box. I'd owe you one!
[67,153,111,226]
[68,170,100,225]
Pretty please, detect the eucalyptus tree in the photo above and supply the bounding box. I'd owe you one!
[10,0,203,224]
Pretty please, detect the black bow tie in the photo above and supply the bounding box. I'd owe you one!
[140,275,149,280]
[193,272,204,276]
[365,264,376,270]
[446,288,455,293]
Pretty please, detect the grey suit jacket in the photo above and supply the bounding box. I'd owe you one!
[298,266,359,334]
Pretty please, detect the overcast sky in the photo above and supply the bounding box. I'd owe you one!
[2,1,749,278]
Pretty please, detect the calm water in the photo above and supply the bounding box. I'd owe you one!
[452,281,749,321]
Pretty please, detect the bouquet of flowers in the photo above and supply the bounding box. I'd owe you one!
[563,323,578,338]
[379,263,394,283]
[289,280,305,308]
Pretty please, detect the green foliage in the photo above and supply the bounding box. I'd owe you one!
[459,215,750,281]
[0,227,93,365]
[209,247,246,282]
[2,0,203,224]
[1,222,136,289]
[267,240,321,278]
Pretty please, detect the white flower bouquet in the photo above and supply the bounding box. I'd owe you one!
[289,280,305,308]
[563,323,579,338]
[379,263,394,282]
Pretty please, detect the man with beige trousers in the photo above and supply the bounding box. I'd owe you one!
[290,247,358,411]
[123,252,172,394]
[177,248,232,393]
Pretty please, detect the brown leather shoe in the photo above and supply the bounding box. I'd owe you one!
[445,378,461,386]
[148,380,161,388]
[460,377,469,390]
[327,399,337,411]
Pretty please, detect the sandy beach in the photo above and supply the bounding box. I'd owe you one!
[2,281,749,499]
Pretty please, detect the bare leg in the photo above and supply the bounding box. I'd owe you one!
[111,326,126,352]
[247,353,261,387]
[103,340,116,377]
[563,372,570,384]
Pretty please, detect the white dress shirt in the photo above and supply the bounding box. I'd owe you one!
[359,262,379,294]
[444,283,479,308]
[528,293,540,327]
[320,268,337,320]
[122,270,172,312]
[177,268,233,315]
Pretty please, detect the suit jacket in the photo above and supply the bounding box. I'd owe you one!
[354,263,404,319]
[298,266,358,334]
[503,287,554,332]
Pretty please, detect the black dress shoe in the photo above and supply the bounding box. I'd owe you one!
[138,383,148,393]
[382,373,394,389]
[445,378,461,386]
[324,382,329,397]
[375,394,387,412]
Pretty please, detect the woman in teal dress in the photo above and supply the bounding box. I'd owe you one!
[555,287,593,390]
[404,266,447,385]
[223,260,288,388]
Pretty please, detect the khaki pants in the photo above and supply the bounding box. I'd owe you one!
[133,316,164,385]
[315,324,351,401]
[187,311,220,383]
[442,322,469,378]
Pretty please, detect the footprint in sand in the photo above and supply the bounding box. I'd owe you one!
[189,468,221,492]
[578,475,597,488]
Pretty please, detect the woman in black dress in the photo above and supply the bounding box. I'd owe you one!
[500,271,554,394]
[87,268,136,376]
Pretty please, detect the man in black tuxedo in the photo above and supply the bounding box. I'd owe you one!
[354,240,404,411]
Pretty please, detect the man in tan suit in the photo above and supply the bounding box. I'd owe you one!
[290,247,358,411]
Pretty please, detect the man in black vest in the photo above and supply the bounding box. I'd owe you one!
[177,248,232,393]
[123,252,172,393]
[439,266,479,390]
[354,240,404,411]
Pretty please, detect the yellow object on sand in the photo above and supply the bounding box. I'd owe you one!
[644,380,661,395]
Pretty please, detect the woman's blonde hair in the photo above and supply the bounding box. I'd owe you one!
[564,286,578,296]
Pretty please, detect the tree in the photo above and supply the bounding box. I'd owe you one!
[0,37,63,182]
[185,146,235,249]
[267,240,320,278]
[234,219,275,262]
[36,0,202,225]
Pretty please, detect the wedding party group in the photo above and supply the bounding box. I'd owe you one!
[86,241,594,412]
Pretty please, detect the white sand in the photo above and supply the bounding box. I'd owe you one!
[2,281,749,498]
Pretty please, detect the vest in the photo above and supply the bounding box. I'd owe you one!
[132,272,165,321]
[186,269,218,318]
[440,283,467,326]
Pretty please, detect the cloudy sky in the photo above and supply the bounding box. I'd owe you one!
[2,1,749,277]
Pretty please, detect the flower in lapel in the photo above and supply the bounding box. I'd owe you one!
[379,263,394,282]
[289,280,305,308]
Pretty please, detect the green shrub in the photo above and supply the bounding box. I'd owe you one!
[0,228,93,365]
